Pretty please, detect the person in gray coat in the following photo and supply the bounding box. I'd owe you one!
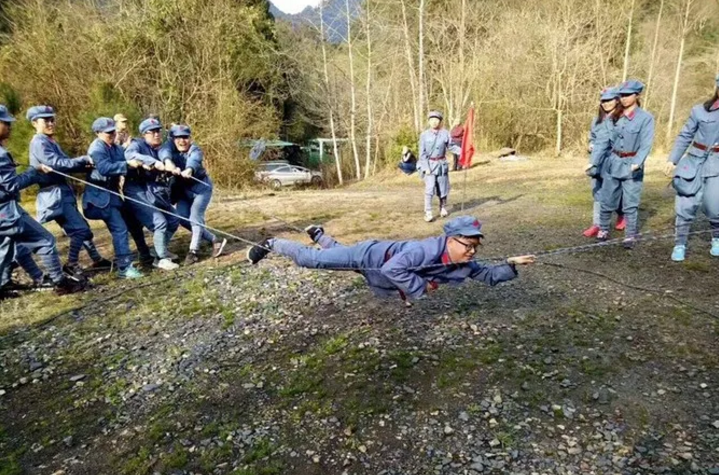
[664,74,719,261]
[418,111,451,222]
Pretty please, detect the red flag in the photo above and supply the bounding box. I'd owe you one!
[459,106,475,169]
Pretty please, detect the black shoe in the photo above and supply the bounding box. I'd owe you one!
[305,225,324,242]
[63,262,85,277]
[33,275,54,290]
[91,258,113,270]
[623,236,636,250]
[2,279,27,291]
[138,253,154,269]
[54,275,87,295]
[247,239,272,265]
[184,252,200,265]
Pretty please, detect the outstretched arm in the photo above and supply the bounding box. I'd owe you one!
[468,255,535,285]
[31,139,89,172]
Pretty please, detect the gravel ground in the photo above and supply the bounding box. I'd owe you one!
[2,155,719,474]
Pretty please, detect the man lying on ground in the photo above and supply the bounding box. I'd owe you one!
[247,216,535,302]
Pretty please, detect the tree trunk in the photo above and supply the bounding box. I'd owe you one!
[555,87,563,157]
[418,0,425,123]
[645,0,664,109]
[346,0,362,180]
[364,0,373,178]
[622,0,636,82]
[320,1,343,185]
[457,0,466,124]
[399,0,420,132]
[667,0,692,144]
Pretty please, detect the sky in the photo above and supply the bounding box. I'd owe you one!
[272,0,322,14]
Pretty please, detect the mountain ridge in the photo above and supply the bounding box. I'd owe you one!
[269,0,361,42]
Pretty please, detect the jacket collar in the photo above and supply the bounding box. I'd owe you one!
[623,108,637,121]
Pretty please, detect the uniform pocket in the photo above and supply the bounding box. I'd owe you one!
[36,185,63,222]
[672,156,704,197]
[0,201,23,235]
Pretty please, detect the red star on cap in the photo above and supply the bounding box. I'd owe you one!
[473,220,480,227]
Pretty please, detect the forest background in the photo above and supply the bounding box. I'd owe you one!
[0,0,718,188]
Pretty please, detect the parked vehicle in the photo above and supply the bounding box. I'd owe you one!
[254,163,323,189]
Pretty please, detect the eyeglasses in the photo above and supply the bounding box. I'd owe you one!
[453,237,481,253]
[145,130,161,135]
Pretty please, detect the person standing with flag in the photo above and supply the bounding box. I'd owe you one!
[418,111,451,222]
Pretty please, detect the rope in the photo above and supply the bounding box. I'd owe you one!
[541,261,719,320]
[49,169,267,251]
[184,173,306,234]
[48,169,719,274]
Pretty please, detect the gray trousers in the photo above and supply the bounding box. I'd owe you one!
[599,175,643,236]
[675,175,719,245]
[424,173,450,213]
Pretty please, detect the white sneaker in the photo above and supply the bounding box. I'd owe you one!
[165,251,179,261]
[153,258,179,270]
[440,207,449,218]
[424,212,434,223]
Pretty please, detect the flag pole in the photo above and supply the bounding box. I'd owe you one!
[461,102,474,212]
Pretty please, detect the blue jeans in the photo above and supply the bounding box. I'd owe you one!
[0,236,14,288]
[85,203,133,270]
[124,184,179,259]
[271,238,362,269]
[176,185,215,252]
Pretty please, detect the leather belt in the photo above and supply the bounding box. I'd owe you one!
[429,156,446,161]
[692,142,719,153]
[613,150,637,158]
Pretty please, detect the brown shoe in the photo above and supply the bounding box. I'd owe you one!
[184,252,200,265]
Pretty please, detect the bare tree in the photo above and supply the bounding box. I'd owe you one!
[399,0,420,131]
[667,0,694,143]
[418,0,425,121]
[320,0,343,185]
[622,0,636,82]
[645,0,665,108]
[364,0,373,178]
[345,0,362,180]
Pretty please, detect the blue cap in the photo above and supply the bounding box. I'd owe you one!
[92,117,116,134]
[0,105,16,123]
[26,105,55,122]
[139,118,162,134]
[618,80,644,95]
[443,216,485,237]
[170,124,191,137]
[600,87,619,101]
[428,110,443,121]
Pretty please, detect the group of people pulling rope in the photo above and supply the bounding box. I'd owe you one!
[0,74,718,302]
